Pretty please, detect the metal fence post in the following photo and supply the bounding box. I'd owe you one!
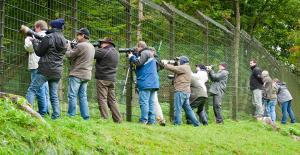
[0,0,5,91]
[196,10,209,114]
[125,0,132,122]
[161,2,175,122]
[47,0,54,20]
[71,0,78,39]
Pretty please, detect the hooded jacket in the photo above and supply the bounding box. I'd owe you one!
[275,81,293,103]
[35,29,67,79]
[129,48,159,90]
[262,75,277,100]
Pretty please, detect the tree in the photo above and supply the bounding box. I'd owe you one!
[156,0,300,70]
[232,0,240,120]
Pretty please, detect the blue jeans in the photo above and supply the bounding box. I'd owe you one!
[67,76,90,120]
[281,100,296,124]
[263,98,277,122]
[174,91,200,126]
[26,72,60,119]
[138,89,156,124]
[30,69,50,115]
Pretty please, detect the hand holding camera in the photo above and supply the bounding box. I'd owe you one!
[127,52,133,59]
[160,59,170,65]
[160,59,177,65]
[206,65,213,71]
[20,25,44,40]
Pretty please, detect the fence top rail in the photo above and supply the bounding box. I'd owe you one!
[160,1,206,28]
[197,10,233,35]
[141,0,172,19]
[224,19,235,31]
[241,30,251,41]
[118,0,130,8]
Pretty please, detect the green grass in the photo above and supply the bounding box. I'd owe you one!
[1,100,300,155]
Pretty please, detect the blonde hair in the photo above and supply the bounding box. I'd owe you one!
[34,20,48,30]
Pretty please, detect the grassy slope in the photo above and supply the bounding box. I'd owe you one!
[1,101,300,155]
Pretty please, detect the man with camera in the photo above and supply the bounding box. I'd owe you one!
[161,56,200,127]
[95,38,122,123]
[65,28,95,120]
[26,18,67,120]
[206,62,229,124]
[128,41,159,125]
[24,20,49,116]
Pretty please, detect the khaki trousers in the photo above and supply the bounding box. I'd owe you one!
[96,80,122,123]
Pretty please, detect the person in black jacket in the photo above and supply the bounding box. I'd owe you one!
[249,59,264,119]
[94,38,122,123]
[26,18,67,120]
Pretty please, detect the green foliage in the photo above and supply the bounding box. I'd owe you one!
[160,0,300,69]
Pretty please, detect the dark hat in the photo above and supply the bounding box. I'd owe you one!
[50,18,64,29]
[76,28,90,37]
[196,64,206,70]
[99,37,115,47]
[219,62,227,69]
[178,56,189,64]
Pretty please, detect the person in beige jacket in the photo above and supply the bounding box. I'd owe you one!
[161,56,200,126]
[66,28,95,120]
[261,70,277,123]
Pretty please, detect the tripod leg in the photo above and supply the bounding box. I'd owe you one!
[122,67,130,95]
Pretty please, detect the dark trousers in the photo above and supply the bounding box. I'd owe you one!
[187,97,208,125]
[96,80,122,123]
[212,94,223,123]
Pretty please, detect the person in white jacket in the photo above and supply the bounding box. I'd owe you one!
[24,20,49,116]
[149,47,166,126]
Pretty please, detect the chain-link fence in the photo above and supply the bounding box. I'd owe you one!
[0,0,299,122]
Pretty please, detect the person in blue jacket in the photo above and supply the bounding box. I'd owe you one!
[128,41,159,124]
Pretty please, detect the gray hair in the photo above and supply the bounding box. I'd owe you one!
[137,41,147,48]
[262,70,269,77]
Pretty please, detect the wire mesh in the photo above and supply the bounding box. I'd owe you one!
[0,0,299,121]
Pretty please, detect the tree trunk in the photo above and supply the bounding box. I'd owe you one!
[232,0,240,120]
[137,0,143,41]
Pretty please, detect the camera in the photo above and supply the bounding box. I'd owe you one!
[92,42,100,48]
[20,25,44,40]
[167,74,175,79]
[69,39,78,49]
[118,48,136,54]
[205,65,215,70]
[161,58,179,66]
[67,40,101,49]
